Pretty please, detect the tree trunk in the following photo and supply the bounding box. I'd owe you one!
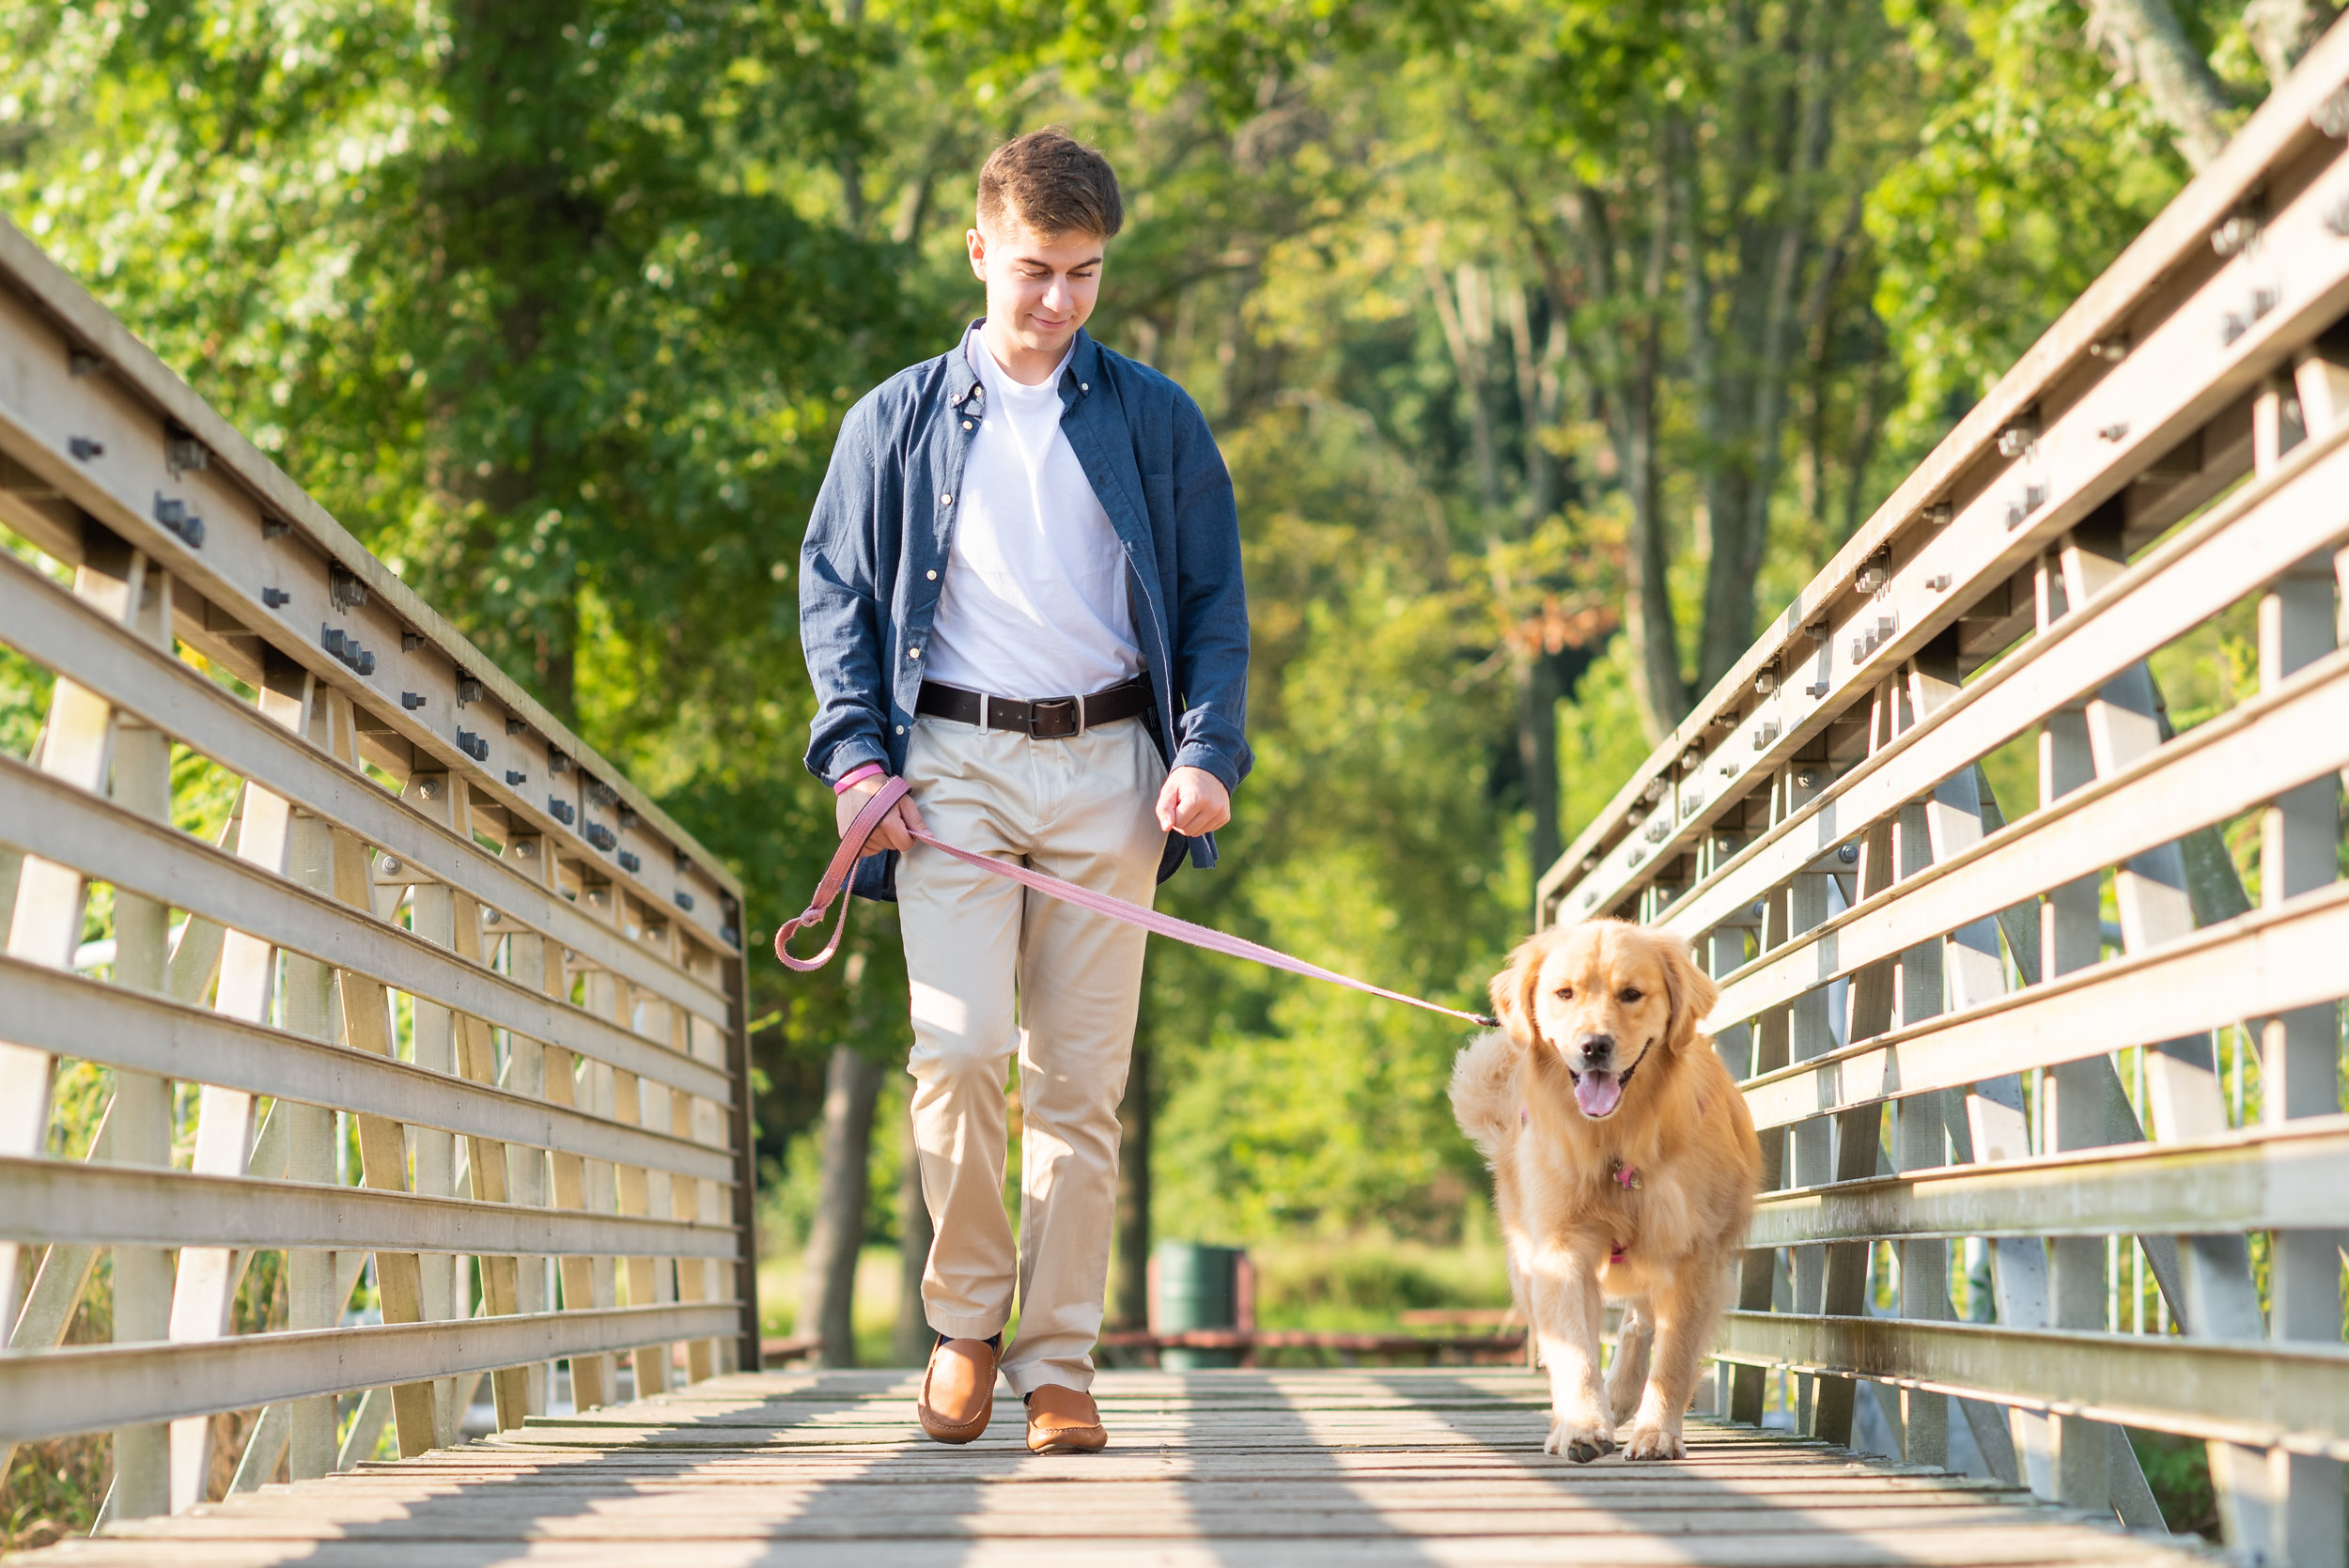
[1620,350,1687,742]
[1505,284,1564,522]
[1526,178,1683,742]
[537,593,578,725]
[1625,126,1690,744]
[799,1046,885,1366]
[891,1097,935,1365]
[1427,259,1505,511]
[2085,0,2236,168]
[1112,1037,1153,1330]
[2242,0,2338,86]
[1697,0,1839,696]
[1518,652,1564,885]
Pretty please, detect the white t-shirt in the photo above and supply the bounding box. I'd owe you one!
[922,327,1143,699]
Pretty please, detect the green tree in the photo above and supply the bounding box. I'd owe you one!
[8,0,2307,1351]
[1,0,946,1155]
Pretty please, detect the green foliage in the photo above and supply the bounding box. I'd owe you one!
[2129,1428,2221,1538]
[0,1236,110,1551]
[1146,396,1517,1237]
[0,1432,108,1554]
[1556,637,1662,843]
[0,644,49,765]
[1866,0,2186,452]
[3,0,2282,1274]
[1250,1231,1512,1331]
[2,0,942,1164]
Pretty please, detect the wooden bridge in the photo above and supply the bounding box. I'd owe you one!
[9,1368,2223,1566]
[3,18,2347,1568]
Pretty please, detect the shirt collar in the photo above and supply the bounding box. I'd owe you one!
[950,319,1100,408]
[947,318,985,407]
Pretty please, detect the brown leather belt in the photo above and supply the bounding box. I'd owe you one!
[915,676,1149,739]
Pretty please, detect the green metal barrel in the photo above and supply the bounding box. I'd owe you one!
[1154,1241,1244,1370]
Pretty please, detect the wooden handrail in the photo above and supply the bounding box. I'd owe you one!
[0,205,764,1516]
[1553,22,2349,1560]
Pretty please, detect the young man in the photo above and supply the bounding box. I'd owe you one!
[799,130,1251,1453]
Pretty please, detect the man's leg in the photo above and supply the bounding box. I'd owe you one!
[1000,719,1168,1400]
[897,720,1031,1343]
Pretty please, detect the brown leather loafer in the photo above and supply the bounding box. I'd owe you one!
[917,1337,999,1444]
[1024,1383,1107,1453]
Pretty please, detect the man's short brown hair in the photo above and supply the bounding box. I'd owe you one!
[976,130,1124,241]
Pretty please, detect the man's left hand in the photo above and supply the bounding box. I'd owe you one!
[1156,766,1232,836]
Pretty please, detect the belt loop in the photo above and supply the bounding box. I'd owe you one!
[1075,692,1087,737]
[978,694,991,735]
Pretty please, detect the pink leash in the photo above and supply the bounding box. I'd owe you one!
[775,775,1501,1029]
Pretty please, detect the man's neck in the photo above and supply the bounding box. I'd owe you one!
[980,318,1071,387]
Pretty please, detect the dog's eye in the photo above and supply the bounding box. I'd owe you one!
[1554,986,1574,1001]
[1618,986,1642,1002]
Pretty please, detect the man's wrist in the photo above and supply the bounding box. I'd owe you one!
[1169,750,1238,796]
[833,763,886,795]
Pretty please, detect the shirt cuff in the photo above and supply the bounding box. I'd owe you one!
[1169,744,1239,795]
[832,762,886,795]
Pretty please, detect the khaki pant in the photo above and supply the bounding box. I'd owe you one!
[897,713,1166,1396]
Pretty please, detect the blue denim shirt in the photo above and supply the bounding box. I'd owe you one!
[801,324,1252,900]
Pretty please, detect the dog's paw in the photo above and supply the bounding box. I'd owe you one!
[1545,1413,1618,1464]
[1607,1381,1643,1426]
[1621,1421,1685,1462]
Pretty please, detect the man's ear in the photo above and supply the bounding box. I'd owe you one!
[1489,934,1547,1048]
[1657,935,1720,1054]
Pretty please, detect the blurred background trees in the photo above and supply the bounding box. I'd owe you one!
[0,0,2310,1367]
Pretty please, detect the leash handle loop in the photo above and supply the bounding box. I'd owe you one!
[773,774,912,972]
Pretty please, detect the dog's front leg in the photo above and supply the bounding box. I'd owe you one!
[1624,1257,1735,1460]
[1526,1248,1613,1462]
[1607,1297,1654,1425]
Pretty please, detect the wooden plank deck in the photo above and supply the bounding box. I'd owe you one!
[14,1368,2217,1566]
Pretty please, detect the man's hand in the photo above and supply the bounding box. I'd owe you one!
[1156,766,1232,837]
[837,775,927,858]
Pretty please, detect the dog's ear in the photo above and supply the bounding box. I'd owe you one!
[1657,935,1719,1054]
[1489,934,1547,1048]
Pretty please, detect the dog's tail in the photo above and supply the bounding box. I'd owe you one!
[1449,1030,1518,1158]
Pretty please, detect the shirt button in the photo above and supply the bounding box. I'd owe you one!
[962,421,972,430]
[940,492,953,505]
[1080,382,1089,392]
[926,569,938,581]
[895,724,905,735]
[909,647,922,659]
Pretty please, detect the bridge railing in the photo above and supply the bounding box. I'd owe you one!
[1542,23,2349,1565]
[0,212,758,1516]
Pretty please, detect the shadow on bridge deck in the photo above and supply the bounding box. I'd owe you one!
[8,1368,2214,1566]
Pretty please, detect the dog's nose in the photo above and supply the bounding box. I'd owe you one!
[1577,1032,1614,1064]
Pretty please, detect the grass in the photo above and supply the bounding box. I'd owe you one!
[756,1245,920,1368]
[1247,1233,1513,1332]
[751,1230,1517,1367]
[1,1436,108,1554]
[2129,1429,2221,1540]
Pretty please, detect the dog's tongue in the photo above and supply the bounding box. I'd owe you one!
[1575,1070,1624,1119]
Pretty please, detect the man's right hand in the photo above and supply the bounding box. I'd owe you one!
[837,774,927,858]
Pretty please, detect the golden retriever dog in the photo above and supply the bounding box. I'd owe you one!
[1452,919,1760,1462]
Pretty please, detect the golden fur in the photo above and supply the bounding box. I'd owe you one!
[1451,919,1761,1462]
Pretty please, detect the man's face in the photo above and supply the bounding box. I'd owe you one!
[967,211,1104,370]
